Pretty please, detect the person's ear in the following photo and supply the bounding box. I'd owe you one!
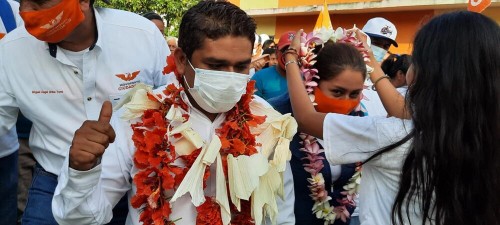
[397,70,407,85]
[174,48,187,76]
[80,0,91,12]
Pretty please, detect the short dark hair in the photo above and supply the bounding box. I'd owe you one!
[178,0,256,60]
[381,54,412,79]
[142,12,162,21]
[314,42,367,82]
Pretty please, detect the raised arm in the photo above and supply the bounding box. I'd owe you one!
[284,30,327,139]
[355,30,410,119]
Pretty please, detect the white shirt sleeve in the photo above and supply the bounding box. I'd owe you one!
[274,162,295,224]
[153,29,170,88]
[52,110,135,225]
[323,113,412,168]
[0,53,19,136]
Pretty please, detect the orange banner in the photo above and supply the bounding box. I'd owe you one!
[468,0,491,13]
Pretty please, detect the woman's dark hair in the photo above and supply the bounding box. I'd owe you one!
[366,11,500,225]
[381,54,412,79]
[262,39,276,50]
[314,42,367,82]
[178,0,256,60]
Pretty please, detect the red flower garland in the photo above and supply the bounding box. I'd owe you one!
[130,55,265,224]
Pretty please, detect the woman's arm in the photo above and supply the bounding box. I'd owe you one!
[355,30,410,119]
[284,30,327,139]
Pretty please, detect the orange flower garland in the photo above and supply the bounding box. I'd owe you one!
[130,55,264,224]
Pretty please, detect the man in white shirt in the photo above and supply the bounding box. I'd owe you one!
[361,17,399,117]
[0,0,170,224]
[52,1,296,224]
[0,0,24,224]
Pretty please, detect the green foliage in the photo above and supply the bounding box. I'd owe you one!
[95,0,200,36]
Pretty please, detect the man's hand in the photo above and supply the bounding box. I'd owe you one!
[69,101,116,171]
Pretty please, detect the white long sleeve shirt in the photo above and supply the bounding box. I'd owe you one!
[52,82,296,225]
[0,0,23,158]
[323,114,425,225]
[0,8,169,173]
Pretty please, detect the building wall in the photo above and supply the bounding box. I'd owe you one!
[230,0,500,54]
[254,17,277,37]
[277,0,380,8]
[269,10,433,54]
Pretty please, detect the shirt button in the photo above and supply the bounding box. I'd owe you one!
[87,97,92,101]
[74,71,79,74]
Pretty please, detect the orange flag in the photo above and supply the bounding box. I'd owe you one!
[313,0,332,32]
[468,0,491,13]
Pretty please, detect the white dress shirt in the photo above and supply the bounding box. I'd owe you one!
[0,0,22,158]
[52,80,296,225]
[0,8,170,174]
[361,78,388,117]
[323,114,425,225]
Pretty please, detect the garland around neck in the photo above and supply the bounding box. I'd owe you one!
[298,26,365,224]
[117,76,297,225]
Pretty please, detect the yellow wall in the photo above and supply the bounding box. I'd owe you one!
[241,0,278,10]
[228,0,240,7]
[231,0,381,10]
[278,0,381,8]
[254,17,277,37]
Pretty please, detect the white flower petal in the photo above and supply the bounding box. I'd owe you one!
[215,154,231,225]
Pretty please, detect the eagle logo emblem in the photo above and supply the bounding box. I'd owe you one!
[41,11,64,30]
[115,70,140,81]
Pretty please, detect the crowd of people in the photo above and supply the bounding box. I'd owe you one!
[0,0,498,225]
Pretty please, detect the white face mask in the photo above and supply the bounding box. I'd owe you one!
[184,60,249,113]
[371,45,388,62]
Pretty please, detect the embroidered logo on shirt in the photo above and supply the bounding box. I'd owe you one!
[41,11,64,29]
[0,33,5,39]
[115,70,140,81]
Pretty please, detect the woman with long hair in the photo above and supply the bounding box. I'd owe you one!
[284,11,499,225]
[269,41,367,224]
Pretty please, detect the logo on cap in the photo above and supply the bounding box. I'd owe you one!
[380,25,393,37]
[41,11,64,29]
[288,33,295,41]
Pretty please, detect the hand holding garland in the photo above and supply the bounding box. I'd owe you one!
[354,30,411,119]
[284,29,326,139]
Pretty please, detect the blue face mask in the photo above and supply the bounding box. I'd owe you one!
[371,45,388,62]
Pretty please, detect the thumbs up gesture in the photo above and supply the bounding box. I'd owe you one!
[69,101,116,171]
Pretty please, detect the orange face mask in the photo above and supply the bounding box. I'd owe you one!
[314,87,360,115]
[20,0,84,43]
